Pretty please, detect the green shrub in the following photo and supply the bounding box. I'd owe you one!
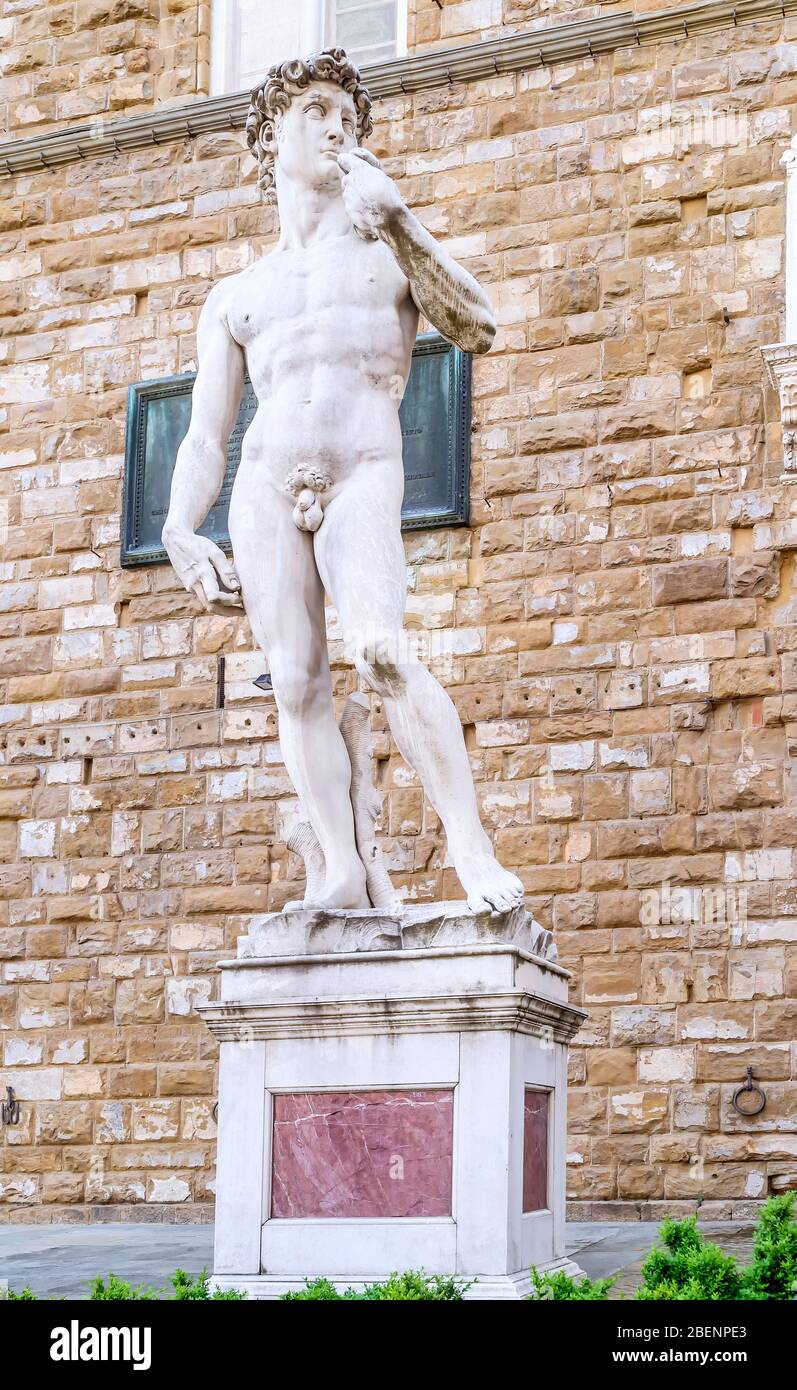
[529,1267,614,1301]
[89,1274,158,1301]
[169,1268,247,1301]
[637,1217,741,1301]
[8,1268,245,1302]
[281,1277,346,1301]
[281,1270,469,1301]
[359,1270,468,1300]
[739,1193,797,1301]
[636,1277,711,1302]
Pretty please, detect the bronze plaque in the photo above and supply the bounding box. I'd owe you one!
[121,333,471,566]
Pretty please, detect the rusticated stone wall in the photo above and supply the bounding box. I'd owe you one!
[409,0,586,48]
[0,0,211,137]
[2,3,797,1220]
[408,0,691,49]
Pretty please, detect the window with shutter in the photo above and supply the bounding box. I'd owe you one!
[329,0,404,67]
[211,0,325,96]
[211,0,406,96]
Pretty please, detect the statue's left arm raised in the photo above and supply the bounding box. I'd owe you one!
[337,150,497,355]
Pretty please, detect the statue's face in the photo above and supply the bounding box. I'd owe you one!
[275,81,358,194]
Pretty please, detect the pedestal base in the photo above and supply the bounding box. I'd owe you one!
[198,902,585,1298]
[211,1255,586,1301]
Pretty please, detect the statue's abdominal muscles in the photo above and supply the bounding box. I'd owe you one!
[228,235,418,501]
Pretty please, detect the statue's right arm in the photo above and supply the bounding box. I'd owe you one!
[162,283,245,608]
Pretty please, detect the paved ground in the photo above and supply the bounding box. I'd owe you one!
[0,1221,756,1299]
[0,1224,215,1300]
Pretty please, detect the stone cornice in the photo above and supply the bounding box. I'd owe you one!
[197,990,588,1042]
[0,0,794,179]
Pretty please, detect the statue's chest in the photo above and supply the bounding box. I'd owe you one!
[228,240,405,346]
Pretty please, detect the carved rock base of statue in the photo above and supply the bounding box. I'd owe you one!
[198,903,586,1300]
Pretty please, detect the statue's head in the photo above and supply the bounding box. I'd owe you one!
[246,48,373,204]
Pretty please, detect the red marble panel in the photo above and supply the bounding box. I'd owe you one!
[271,1088,454,1219]
[522,1089,549,1213]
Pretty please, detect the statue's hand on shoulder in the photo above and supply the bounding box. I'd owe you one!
[162,526,243,610]
[337,149,405,243]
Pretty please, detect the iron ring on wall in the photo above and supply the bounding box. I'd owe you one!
[732,1067,766,1118]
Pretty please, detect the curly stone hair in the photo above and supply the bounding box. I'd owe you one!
[245,48,374,203]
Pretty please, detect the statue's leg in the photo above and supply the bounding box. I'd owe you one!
[229,481,368,910]
[314,465,525,915]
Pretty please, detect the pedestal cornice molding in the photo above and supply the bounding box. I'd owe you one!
[0,0,795,179]
[197,989,588,1043]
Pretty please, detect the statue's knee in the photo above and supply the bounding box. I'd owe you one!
[270,663,324,718]
[351,632,406,694]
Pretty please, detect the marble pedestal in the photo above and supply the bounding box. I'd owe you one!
[197,902,586,1300]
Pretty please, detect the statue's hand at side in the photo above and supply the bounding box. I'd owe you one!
[162,527,243,610]
[337,149,404,242]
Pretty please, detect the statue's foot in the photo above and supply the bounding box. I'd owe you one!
[305,867,370,912]
[459,854,525,915]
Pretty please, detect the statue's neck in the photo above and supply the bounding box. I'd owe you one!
[274,171,352,251]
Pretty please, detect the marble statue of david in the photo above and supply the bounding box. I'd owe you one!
[163,48,524,916]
